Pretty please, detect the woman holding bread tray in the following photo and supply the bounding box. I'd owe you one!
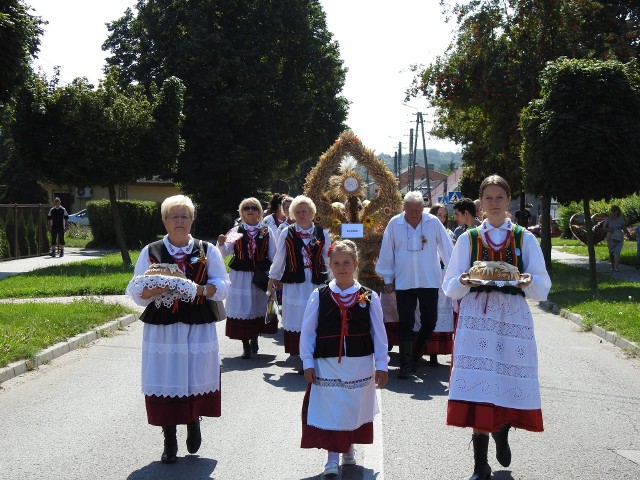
[126,195,230,465]
[442,175,551,480]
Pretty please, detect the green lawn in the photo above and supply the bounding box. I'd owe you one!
[551,236,638,267]
[548,261,640,345]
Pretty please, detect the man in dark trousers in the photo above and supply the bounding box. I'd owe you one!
[47,197,69,257]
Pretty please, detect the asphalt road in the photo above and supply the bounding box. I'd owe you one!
[1,301,639,480]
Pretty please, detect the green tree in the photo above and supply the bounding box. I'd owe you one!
[103,0,348,233]
[521,58,640,289]
[0,0,43,102]
[410,0,640,264]
[11,68,185,265]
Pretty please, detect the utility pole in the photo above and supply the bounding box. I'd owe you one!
[417,112,432,206]
[408,128,414,191]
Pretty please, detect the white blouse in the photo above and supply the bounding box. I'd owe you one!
[442,220,551,301]
[268,224,331,280]
[299,280,389,372]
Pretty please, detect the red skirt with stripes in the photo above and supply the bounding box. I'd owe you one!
[225,316,278,339]
[300,384,373,453]
[384,323,453,355]
[447,399,543,432]
[284,330,301,356]
[145,390,221,426]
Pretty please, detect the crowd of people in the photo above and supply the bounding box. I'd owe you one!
[126,174,553,479]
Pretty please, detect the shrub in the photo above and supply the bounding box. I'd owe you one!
[0,220,9,259]
[87,199,162,249]
[558,193,640,235]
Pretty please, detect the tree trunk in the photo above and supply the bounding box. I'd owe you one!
[583,199,598,291]
[108,185,132,266]
[540,196,552,271]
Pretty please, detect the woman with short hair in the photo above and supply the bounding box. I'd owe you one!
[127,194,230,464]
[217,197,277,359]
[268,195,331,372]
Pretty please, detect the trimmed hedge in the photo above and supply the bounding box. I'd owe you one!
[558,193,640,235]
[87,199,163,249]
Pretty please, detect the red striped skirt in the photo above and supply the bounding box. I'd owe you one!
[447,399,543,432]
[225,316,278,339]
[145,390,221,426]
[301,384,373,453]
[284,330,301,356]
[384,323,453,355]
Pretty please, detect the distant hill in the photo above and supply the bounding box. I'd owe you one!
[376,149,462,175]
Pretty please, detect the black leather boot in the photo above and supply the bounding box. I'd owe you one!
[491,423,512,467]
[250,337,259,354]
[398,341,413,379]
[469,433,491,480]
[186,417,202,454]
[241,339,251,359]
[161,426,178,464]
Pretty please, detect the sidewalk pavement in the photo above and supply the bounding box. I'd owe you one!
[550,246,640,283]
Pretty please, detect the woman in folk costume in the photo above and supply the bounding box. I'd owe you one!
[127,195,230,464]
[263,193,286,232]
[268,195,331,373]
[442,175,551,480]
[217,197,277,359]
[300,240,389,477]
[414,203,456,367]
[275,195,295,239]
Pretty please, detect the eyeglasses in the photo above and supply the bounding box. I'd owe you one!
[166,215,192,221]
[243,205,261,212]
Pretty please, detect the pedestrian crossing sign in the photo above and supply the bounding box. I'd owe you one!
[448,191,462,203]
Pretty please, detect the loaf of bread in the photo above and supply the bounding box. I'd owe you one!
[143,263,186,278]
[468,261,520,281]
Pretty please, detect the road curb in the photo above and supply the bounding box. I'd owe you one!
[538,301,640,356]
[0,314,138,385]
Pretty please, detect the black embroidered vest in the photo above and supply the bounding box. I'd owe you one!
[139,239,219,325]
[313,285,374,359]
[227,226,272,273]
[280,225,328,285]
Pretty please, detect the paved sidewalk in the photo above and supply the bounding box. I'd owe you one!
[551,246,640,283]
[0,247,114,280]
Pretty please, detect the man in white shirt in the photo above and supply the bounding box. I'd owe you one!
[376,191,454,379]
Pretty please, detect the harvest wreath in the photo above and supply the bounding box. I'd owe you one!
[304,130,402,291]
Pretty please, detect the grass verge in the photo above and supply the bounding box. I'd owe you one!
[548,261,640,344]
[0,252,139,298]
[551,237,638,267]
[0,299,134,367]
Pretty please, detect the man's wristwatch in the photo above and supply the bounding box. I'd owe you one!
[201,284,208,297]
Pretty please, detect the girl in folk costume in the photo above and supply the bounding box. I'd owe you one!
[300,240,389,477]
[268,195,331,373]
[217,197,277,359]
[126,195,230,464]
[442,175,551,480]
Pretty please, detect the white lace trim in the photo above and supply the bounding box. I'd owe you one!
[142,341,219,355]
[457,316,534,340]
[454,355,538,379]
[126,274,197,308]
[142,385,218,398]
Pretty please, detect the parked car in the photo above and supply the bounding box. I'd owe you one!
[67,209,90,227]
[528,218,561,238]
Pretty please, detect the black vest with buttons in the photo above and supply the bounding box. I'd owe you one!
[227,226,272,273]
[280,225,328,285]
[139,239,219,325]
[313,285,374,359]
